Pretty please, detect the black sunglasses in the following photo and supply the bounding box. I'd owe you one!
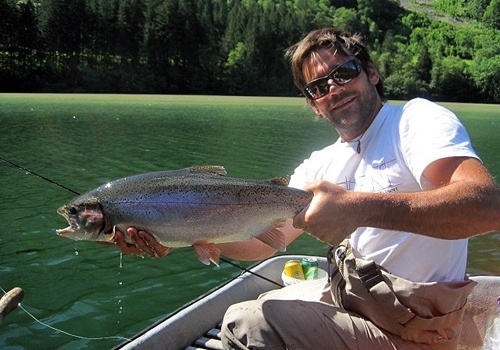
[304,59,362,100]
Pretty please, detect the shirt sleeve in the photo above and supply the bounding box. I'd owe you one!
[399,99,480,189]
[289,158,311,190]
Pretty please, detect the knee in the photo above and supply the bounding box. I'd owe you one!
[221,300,269,349]
[222,300,265,336]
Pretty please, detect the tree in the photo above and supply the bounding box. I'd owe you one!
[483,0,500,29]
[466,0,491,20]
[116,0,145,64]
[431,56,476,101]
[39,0,88,55]
[332,7,362,33]
[0,0,18,49]
[0,0,497,101]
[471,27,500,102]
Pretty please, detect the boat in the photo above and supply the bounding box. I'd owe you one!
[115,255,500,350]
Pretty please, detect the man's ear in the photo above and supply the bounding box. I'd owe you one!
[366,62,380,86]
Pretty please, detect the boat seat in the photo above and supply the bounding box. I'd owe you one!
[185,322,223,350]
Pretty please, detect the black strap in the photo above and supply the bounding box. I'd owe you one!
[355,259,416,325]
[357,260,385,289]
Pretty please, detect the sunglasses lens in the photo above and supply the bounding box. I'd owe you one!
[305,60,361,100]
[334,61,360,85]
[305,81,329,100]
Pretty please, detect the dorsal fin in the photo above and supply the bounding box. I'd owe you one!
[187,166,227,176]
[270,177,289,186]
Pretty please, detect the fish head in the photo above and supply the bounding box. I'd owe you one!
[56,197,110,241]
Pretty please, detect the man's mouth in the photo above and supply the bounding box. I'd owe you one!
[332,96,355,111]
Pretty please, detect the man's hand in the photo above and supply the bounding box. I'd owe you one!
[100,228,173,258]
[292,180,357,246]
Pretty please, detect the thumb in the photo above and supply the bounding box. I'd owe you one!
[292,205,309,230]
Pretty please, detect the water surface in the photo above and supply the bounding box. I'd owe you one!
[0,94,498,349]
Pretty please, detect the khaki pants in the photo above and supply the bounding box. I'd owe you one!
[221,278,430,350]
[221,245,475,350]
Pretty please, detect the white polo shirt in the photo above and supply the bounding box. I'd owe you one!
[289,98,479,282]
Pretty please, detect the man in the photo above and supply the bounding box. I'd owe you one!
[115,28,500,349]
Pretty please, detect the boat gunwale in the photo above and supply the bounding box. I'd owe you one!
[115,254,327,349]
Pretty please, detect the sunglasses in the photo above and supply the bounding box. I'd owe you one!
[304,59,362,100]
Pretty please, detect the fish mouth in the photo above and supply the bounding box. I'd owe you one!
[56,227,74,235]
[56,206,77,236]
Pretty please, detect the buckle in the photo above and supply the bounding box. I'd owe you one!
[336,247,346,261]
[358,262,384,289]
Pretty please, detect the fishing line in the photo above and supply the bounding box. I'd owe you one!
[0,286,130,342]
[2,157,285,336]
[219,257,284,288]
[0,155,81,196]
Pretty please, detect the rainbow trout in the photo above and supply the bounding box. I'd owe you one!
[57,166,312,265]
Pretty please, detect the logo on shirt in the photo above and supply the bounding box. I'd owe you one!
[342,158,402,193]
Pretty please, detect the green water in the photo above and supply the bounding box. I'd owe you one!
[0,94,498,349]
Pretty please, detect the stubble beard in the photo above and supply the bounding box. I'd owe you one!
[323,89,381,141]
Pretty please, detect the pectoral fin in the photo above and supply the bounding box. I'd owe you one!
[192,242,221,266]
[255,225,286,252]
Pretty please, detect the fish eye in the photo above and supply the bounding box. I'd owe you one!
[69,206,77,215]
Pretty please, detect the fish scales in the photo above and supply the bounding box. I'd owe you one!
[57,166,312,265]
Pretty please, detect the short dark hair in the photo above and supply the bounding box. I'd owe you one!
[286,28,385,100]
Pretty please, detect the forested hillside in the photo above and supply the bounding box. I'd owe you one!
[1,0,499,102]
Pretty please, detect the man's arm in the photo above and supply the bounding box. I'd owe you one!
[293,157,500,245]
[217,220,304,261]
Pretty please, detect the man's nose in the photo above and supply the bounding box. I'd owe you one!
[326,79,344,96]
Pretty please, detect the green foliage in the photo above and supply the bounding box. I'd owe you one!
[332,7,363,33]
[434,0,500,29]
[433,0,468,18]
[483,0,500,29]
[0,0,498,102]
[466,0,491,20]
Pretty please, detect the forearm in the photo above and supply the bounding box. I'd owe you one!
[359,179,500,239]
[217,239,278,261]
[218,220,304,261]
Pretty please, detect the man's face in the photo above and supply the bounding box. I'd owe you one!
[302,48,382,141]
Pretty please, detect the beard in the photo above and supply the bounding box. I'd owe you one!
[321,85,381,140]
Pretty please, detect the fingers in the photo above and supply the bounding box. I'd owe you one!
[98,227,172,258]
[125,227,155,257]
[137,230,173,257]
[114,229,143,256]
[124,227,173,258]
